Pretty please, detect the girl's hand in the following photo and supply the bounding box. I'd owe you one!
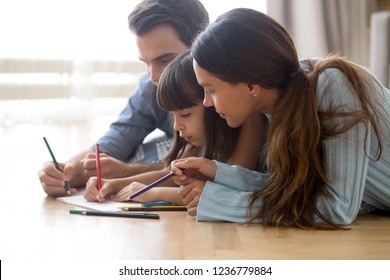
[83,177,125,202]
[84,177,102,202]
[110,182,155,202]
[170,157,217,185]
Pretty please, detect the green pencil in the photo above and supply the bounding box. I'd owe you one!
[43,137,71,195]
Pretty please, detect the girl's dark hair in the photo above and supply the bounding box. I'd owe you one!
[192,8,385,229]
[128,0,209,47]
[157,50,241,165]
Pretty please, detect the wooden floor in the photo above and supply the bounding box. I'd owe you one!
[1,117,390,261]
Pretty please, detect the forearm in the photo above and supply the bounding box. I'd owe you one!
[123,167,174,186]
[154,187,183,205]
[122,162,166,177]
[214,161,268,192]
[197,181,262,223]
[189,162,269,222]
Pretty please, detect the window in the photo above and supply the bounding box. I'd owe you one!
[0,0,266,124]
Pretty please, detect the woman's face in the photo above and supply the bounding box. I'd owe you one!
[193,60,258,128]
[171,103,206,147]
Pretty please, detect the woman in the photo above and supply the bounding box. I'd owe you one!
[84,50,264,204]
[171,9,390,228]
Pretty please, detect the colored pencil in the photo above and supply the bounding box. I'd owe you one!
[43,137,71,195]
[128,171,175,200]
[95,143,102,192]
[142,201,172,207]
[120,205,187,211]
[69,209,159,219]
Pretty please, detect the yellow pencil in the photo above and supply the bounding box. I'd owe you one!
[120,205,187,211]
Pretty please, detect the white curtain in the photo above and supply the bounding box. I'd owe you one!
[0,59,144,100]
[369,11,390,88]
[267,0,376,66]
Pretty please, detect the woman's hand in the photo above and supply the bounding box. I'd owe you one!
[170,157,217,185]
[170,157,217,216]
[178,179,207,216]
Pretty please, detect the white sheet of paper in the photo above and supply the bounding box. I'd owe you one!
[56,195,142,212]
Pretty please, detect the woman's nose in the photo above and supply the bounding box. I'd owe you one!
[203,93,214,107]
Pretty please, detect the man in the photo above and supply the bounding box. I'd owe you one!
[38,0,209,196]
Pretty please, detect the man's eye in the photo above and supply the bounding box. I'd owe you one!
[158,56,175,65]
[159,59,172,64]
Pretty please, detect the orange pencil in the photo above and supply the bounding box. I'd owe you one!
[95,143,102,192]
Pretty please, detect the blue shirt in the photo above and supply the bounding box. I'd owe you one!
[96,73,173,162]
[197,59,390,225]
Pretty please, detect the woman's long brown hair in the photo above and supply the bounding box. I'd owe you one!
[192,8,386,229]
[249,55,385,229]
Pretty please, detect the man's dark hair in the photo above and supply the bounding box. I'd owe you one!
[128,0,209,47]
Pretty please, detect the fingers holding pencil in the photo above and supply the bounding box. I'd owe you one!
[84,176,108,203]
[38,161,77,197]
[42,137,72,196]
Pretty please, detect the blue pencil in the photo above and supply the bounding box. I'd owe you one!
[142,201,172,207]
[128,172,175,200]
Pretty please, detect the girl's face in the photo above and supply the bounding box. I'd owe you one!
[194,60,275,128]
[171,103,206,146]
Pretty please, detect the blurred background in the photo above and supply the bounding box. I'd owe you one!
[0,0,268,127]
[0,0,389,161]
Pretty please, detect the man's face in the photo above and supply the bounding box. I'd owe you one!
[136,25,188,85]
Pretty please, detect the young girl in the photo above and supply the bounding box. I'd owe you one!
[83,50,265,204]
[171,9,390,228]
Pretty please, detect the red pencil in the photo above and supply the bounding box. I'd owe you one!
[95,143,102,192]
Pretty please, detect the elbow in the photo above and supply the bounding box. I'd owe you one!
[334,215,355,226]
[318,202,358,226]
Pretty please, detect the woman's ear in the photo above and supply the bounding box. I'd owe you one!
[248,84,260,97]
